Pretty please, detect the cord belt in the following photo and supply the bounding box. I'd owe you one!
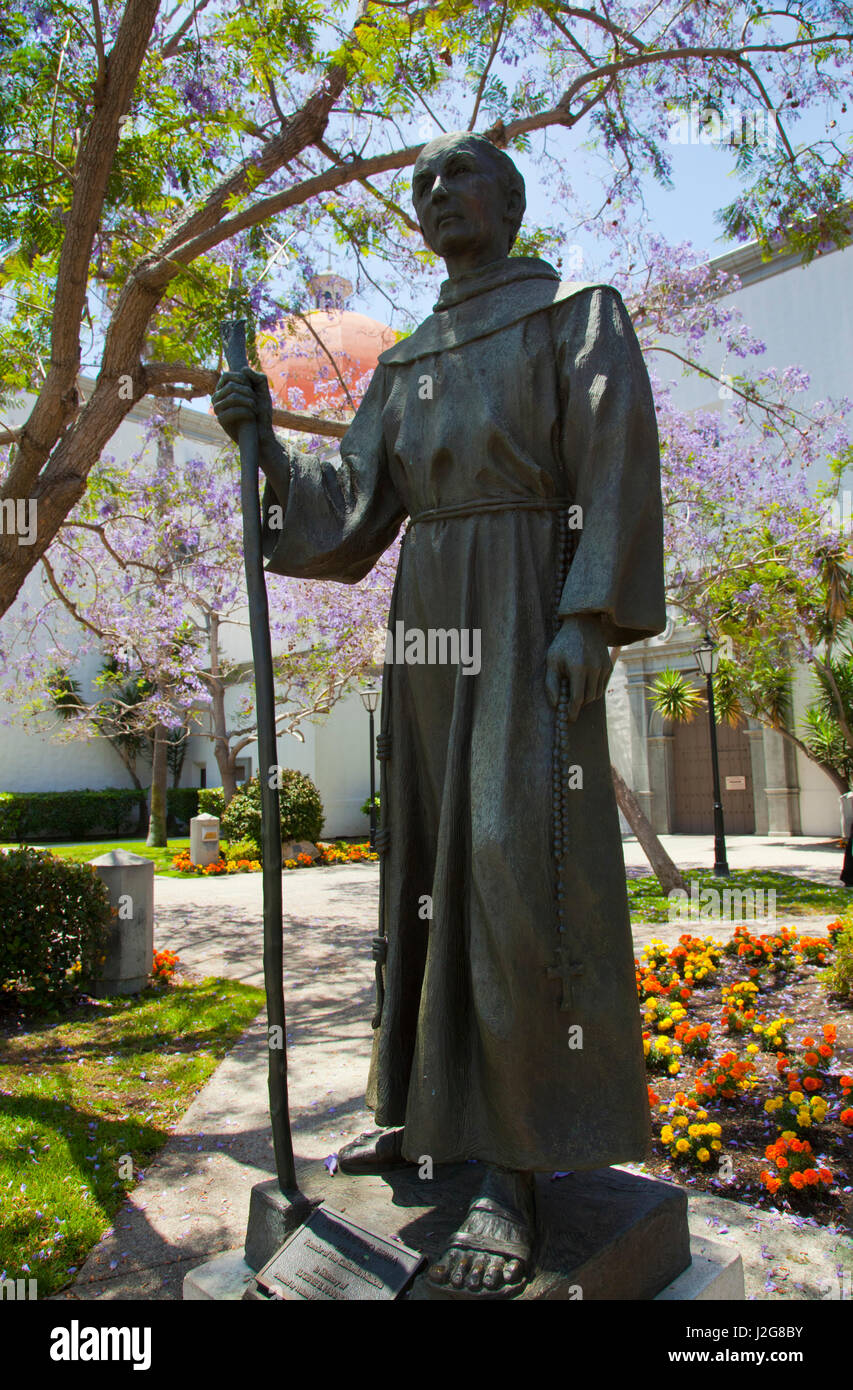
[406,496,574,530]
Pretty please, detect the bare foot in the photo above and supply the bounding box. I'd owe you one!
[337,1127,411,1174]
[427,1167,535,1296]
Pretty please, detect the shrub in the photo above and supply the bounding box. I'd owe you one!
[166,787,200,830]
[360,793,380,817]
[0,848,113,1005]
[828,920,853,1000]
[0,788,146,841]
[221,772,324,847]
[198,786,227,821]
[224,837,262,864]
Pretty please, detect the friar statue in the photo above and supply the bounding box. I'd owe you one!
[213,131,665,1297]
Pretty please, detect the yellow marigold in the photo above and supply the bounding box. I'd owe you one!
[697,1148,711,1162]
[708,1123,722,1137]
[661,1126,674,1144]
[687,1124,701,1138]
[711,1140,722,1151]
[675,1138,690,1153]
[789,1091,805,1105]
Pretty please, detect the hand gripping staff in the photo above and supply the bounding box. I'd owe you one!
[221,318,297,1194]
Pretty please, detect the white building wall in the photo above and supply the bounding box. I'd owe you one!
[657,236,853,836]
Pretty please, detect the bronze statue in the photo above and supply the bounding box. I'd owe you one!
[214,131,665,1297]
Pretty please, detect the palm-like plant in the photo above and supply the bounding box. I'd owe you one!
[648,668,704,724]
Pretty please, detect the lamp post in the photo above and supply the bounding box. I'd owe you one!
[360,688,381,847]
[694,633,730,878]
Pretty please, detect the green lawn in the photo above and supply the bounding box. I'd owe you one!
[0,978,264,1295]
[0,837,191,877]
[627,868,849,924]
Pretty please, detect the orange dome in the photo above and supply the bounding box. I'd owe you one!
[257,275,396,413]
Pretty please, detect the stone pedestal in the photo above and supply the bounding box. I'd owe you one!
[90,849,154,995]
[409,1166,690,1300]
[190,813,220,866]
[186,1162,744,1302]
[244,1180,317,1272]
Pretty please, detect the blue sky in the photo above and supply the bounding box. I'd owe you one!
[337,101,851,327]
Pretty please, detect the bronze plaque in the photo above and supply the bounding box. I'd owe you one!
[251,1204,426,1301]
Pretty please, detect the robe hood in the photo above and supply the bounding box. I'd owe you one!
[377,256,605,365]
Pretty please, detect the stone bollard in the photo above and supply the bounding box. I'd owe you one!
[190,812,221,866]
[90,849,155,995]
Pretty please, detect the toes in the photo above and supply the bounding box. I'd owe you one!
[427,1259,450,1285]
[449,1250,472,1288]
[503,1258,524,1285]
[465,1255,487,1291]
[483,1257,504,1290]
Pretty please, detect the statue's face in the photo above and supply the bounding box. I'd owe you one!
[412,136,518,265]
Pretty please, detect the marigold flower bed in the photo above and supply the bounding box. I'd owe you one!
[634,921,852,1230]
[171,840,378,875]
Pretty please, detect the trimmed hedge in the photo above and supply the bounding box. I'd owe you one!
[166,786,200,830]
[0,788,146,842]
[0,847,113,1005]
[220,771,324,847]
[0,786,202,841]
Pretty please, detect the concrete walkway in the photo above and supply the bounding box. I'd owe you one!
[55,834,850,1301]
[622,832,847,883]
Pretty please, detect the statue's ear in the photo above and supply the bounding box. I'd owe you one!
[506,186,523,218]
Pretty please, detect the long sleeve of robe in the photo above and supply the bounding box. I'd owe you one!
[260,258,665,1170]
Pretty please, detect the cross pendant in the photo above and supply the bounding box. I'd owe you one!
[547,948,584,1013]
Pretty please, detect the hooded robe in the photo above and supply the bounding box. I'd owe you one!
[260,256,666,1171]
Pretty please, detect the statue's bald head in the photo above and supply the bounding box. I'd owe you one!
[412,132,526,255]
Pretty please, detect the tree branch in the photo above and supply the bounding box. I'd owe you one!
[4,0,162,505]
[141,362,350,437]
[291,310,357,412]
[161,0,215,59]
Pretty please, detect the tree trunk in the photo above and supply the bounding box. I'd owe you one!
[611,762,686,894]
[147,722,169,846]
[207,611,239,804]
[213,739,239,805]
